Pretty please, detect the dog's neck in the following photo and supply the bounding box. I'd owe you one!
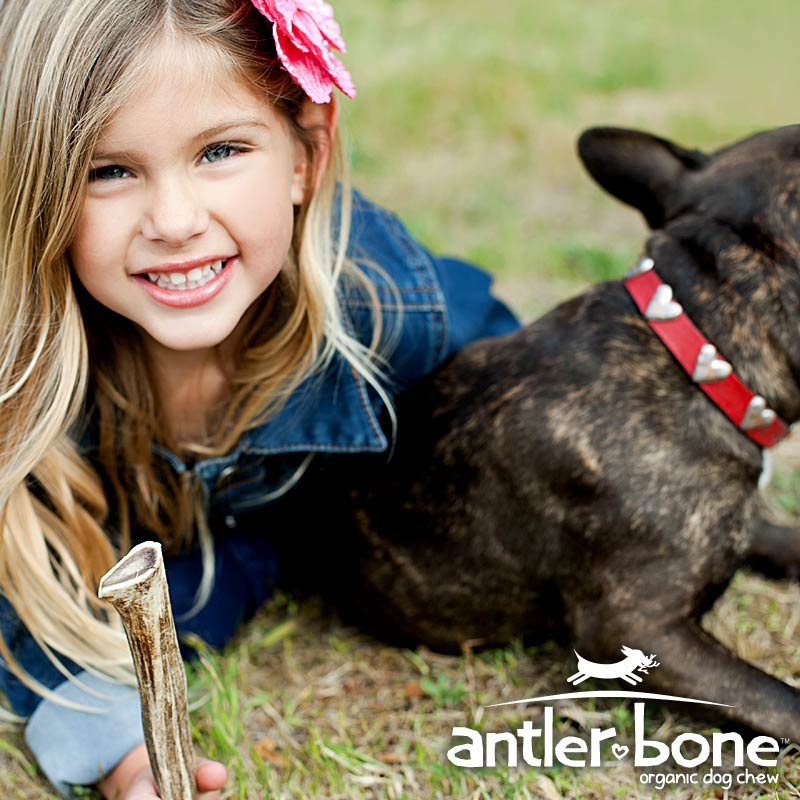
[642,231,800,427]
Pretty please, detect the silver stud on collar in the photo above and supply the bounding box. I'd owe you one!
[624,256,655,279]
[740,395,777,431]
[692,344,732,384]
[644,284,683,321]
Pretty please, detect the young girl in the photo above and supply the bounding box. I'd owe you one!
[0,0,518,796]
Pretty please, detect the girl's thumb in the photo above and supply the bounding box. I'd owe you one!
[196,759,227,793]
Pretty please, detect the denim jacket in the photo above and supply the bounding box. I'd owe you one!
[1,191,519,795]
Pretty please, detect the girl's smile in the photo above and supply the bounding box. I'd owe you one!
[69,39,309,358]
[132,256,235,308]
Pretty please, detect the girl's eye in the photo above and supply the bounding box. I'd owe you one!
[201,142,243,164]
[88,164,130,182]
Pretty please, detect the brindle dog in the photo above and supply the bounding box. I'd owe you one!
[308,126,800,741]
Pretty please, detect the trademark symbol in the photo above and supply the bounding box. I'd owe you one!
[780,737,790,745]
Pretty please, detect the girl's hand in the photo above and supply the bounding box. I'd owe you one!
[98,742,227,799]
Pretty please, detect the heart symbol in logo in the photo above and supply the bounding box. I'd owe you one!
[611,743,629,760]
[645,284,683,321]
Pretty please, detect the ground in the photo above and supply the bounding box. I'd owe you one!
[4,560,799,799]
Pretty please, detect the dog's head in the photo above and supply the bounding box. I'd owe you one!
[578,124,800,255]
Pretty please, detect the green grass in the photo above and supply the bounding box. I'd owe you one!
[6,1,800,797]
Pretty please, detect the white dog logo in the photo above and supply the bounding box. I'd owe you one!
[567,646,660,686]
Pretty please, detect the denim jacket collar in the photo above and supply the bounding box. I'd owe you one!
[144,354,389,483]
[239,355,388,455]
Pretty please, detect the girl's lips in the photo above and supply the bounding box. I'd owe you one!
[133,257,235,308]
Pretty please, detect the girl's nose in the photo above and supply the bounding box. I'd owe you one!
[140,177,210,245]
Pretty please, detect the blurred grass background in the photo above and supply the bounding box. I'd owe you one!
[338,0,800,318]
[4,1,800,797]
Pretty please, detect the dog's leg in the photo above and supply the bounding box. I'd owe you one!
[581,616,800,741]
[746,514,800,579]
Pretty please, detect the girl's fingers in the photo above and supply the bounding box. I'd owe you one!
[120,759,225,799]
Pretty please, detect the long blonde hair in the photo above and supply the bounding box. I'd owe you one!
[0,0,391,713]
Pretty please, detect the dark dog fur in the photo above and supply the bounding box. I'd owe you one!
[299,125,800,741]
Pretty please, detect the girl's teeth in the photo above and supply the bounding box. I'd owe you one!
[147,260,227,291]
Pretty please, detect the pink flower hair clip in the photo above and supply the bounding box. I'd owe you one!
[249,0,356,104]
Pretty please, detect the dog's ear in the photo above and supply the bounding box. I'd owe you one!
[578,127,710,229]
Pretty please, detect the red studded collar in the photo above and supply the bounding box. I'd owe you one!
[623,257,789,449]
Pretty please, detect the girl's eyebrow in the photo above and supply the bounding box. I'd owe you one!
[191,119,271,142]
[91,118,271,161]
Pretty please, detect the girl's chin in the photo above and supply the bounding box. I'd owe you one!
[137,320,242,358]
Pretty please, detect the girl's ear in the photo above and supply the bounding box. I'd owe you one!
[291,98,338,205]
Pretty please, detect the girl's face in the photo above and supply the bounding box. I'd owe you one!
[69,42,312,357]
